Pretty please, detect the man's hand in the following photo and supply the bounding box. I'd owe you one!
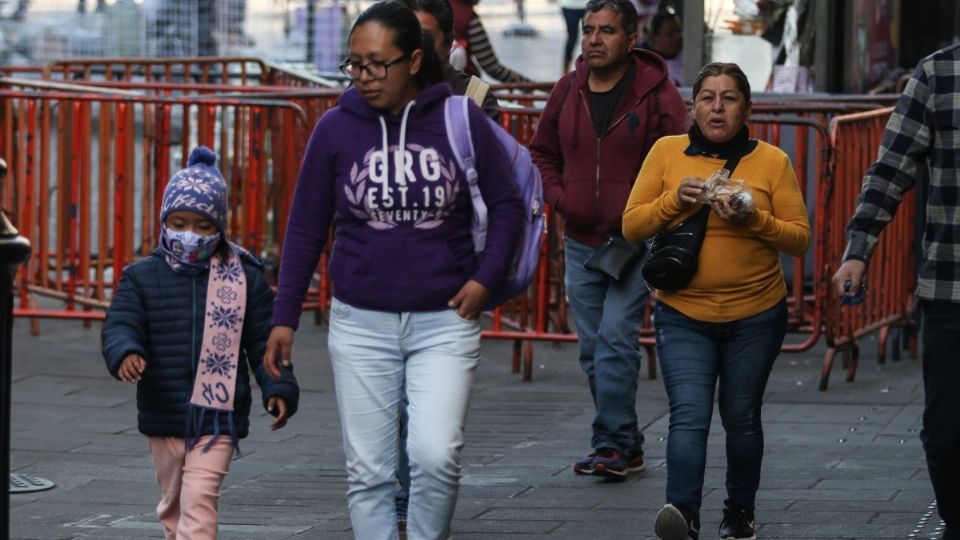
[448,280,490,320]
[267,396,289,431]
[832,259,867,299]
[118,354,147,383]
[264,326,294,380]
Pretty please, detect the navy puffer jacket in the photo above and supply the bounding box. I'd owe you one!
[102,249,299,438]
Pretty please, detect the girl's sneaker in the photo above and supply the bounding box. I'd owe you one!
[655,503,700,540]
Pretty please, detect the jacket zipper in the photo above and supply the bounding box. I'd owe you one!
[191,277,197,370]
[577,82,649,220]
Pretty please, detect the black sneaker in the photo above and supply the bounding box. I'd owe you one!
[655,503,700,540]
[719,506,756,540]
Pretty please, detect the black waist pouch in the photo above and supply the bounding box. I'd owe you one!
[584,233,646,280]
[641,205,710,291]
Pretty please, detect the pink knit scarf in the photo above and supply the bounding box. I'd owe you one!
[185,250,246,453]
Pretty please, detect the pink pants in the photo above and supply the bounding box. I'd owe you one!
[148,436,234,540]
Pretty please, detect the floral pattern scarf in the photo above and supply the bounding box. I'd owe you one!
[184,247,246,454]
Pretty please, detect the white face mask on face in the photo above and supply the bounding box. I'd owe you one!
[161,225,221,264]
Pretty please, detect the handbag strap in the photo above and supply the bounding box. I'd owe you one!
[722,150,746,176]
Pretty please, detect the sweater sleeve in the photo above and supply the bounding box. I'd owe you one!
[529,76,572,209]
[469,105,524,292]
[745,153,811,257]
[101,265,149,379]
[272,115,337,330]
[467,15,531,83]
[622,138,689,242]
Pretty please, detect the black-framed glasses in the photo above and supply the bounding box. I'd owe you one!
[338,55,409,81]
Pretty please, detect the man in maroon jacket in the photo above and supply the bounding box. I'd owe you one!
[530,0,688,479]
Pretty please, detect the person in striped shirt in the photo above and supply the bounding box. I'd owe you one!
[448,0,532,83]
[833,43,960,540]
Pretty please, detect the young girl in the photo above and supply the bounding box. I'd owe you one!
[102,147,300,540]
[263,2,523,538]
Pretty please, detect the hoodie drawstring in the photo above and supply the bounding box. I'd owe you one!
[377,100,418,186]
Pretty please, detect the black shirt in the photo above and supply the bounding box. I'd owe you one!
[589,62,636,137]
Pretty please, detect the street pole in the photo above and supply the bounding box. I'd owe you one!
[682,0,705,88]
[0,158,33,540]
[306,0,317,67]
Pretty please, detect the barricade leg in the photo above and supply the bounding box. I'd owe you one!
[820,347,838,391]
[877,325,890,365]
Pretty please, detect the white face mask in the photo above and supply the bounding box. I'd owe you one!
[162,225,220,264]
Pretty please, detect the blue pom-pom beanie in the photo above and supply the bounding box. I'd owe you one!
[160,146,228,232]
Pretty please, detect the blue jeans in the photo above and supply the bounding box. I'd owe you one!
[655,299,787,514]
[920,300,960,530]
[328,298,480,540]
[564,236,648,456]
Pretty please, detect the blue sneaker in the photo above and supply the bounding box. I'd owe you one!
[573,451,598,475]
[592,448,646,479]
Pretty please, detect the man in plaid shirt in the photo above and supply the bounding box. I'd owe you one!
[834,43,960,540]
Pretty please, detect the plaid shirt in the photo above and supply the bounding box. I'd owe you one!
[844,43,960,301]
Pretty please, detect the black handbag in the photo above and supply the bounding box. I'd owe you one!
[641,151,747,291]
[584,233,646,280]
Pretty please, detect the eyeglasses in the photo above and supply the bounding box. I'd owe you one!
[339,55,409,81]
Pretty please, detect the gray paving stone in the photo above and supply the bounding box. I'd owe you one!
[8,312,937,539]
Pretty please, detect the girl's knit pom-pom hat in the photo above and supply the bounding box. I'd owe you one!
[159,146,228,232]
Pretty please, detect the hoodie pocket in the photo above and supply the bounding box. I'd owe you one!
[557,177,598,229]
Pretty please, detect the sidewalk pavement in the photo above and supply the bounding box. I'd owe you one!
[8,311,943,540]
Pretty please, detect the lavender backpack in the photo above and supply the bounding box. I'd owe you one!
[444,95,544,309]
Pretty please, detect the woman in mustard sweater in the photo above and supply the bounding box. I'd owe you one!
[623,62,810,540]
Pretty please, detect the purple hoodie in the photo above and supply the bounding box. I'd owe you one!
[272,83,523,329]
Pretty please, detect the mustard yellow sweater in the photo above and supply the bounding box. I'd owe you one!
[623,135,810,322]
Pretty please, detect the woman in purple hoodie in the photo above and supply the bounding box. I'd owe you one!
[263,2,523,538]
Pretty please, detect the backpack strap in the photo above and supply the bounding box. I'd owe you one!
[465,76,490,109]
[443,95,488,253]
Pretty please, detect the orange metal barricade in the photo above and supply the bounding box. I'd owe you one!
[819,107,918,390]
[0,65,919,387]
[0,88,311,323]
[41,57,332,89]
[481,112,833,381]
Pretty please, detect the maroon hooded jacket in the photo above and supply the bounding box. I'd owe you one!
[530,49,689,247]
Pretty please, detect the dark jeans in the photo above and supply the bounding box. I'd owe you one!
[920,300,960,530]
[561,7,585,66]
[655,300,787,514]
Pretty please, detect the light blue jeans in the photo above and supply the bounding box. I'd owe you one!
[328,297,481,540]
[563,236,648,456]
